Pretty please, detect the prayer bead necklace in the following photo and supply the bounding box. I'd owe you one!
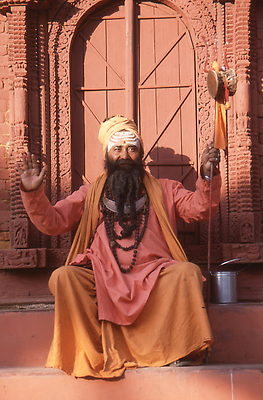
[101,184,149,273]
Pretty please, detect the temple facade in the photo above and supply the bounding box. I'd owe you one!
[0,0,262,304]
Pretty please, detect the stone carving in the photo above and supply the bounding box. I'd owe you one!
[241,222,253,243]
[10,218,28,248]
[223,243,262,262]
[0,248,46,269]
[4,248,37,268]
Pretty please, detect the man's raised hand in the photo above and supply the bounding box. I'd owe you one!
[16,152,46,192]
[201,143,220,177]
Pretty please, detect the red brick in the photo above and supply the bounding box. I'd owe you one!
[0,45,7,57]
[258,58,263,72]
[0,122,8,134]
[0,221,9,231]
[0,240,10,249]
[5,180,10,190]
[0,145,5,157]
[0,200,10,210]
[0,32,8,45]
[0,67,9,79]
[0,23,5,34]
[0,56,8,67]
[4,109,9,124]
[0,210,11,223]
[0,231,9,241]
[0,168,10,179]
[0,88,9,100]
[0,190,10,200]
[0,100,8,112]
[0,133,10,145]
[259,104,263,118]
[258,118,263,134]
[0,14,7,22]
[0,156,7,168]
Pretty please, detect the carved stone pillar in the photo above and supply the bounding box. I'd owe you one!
[0,0,51,252]
[228,0,261,244]
[8,5,30,248]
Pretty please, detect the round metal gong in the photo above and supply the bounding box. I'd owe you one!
[207,69,237,99]
[207,70,224,98]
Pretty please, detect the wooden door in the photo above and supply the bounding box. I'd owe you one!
[71,1,198,245]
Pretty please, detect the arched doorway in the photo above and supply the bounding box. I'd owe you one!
[71,0,198,245]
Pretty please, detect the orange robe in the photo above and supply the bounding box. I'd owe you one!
[21,175,221,378]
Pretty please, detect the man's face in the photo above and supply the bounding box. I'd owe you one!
[107,142,141,166]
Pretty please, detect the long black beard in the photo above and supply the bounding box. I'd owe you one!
[105,156,145,237]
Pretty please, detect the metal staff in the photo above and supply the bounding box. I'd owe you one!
[203,39,237,363]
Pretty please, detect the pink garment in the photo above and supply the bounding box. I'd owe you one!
[21,175,221,325]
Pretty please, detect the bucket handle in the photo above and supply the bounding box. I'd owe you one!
[210,258,251,276]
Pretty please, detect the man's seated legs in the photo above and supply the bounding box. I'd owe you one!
[46,266,105,377]
[102,262,212,369]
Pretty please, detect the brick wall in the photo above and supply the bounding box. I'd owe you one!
[0,13,10,249]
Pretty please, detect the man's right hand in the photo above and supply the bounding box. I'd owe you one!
[16,152,46,192]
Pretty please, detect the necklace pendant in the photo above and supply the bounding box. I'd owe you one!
[110,240,116,249]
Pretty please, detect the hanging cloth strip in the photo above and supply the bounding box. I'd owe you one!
[213,60,229,150]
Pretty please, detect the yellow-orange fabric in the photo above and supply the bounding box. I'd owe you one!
[66,171,187,266]
[65,173,107,266]
[46,262,212,378]
[213,61,228,150]
[98,116,143,156]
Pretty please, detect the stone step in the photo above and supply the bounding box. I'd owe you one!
[0,365,263,400]
[0,303,263,367]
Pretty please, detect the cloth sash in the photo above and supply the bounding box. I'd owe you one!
[213,61,228,150]
[66,172,187,266]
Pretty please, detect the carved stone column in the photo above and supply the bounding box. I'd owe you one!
[0,0,51,252]
[8,5,30,248]
[228,0,261,245]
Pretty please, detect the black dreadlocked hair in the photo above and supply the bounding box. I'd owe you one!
[105,155,145,238]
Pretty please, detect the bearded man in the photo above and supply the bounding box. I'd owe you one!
[17,116,221,379]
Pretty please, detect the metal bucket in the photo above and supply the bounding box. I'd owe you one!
[211,271,238,304]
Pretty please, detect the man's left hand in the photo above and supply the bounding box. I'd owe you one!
[201,143,220,177]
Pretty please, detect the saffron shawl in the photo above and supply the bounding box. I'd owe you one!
[66,172,187,266]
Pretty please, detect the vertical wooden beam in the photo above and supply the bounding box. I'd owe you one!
[125,0,136,120]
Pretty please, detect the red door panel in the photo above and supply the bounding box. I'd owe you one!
[71,1,198,245]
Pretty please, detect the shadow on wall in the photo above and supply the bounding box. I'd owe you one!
[146,146,196,189]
